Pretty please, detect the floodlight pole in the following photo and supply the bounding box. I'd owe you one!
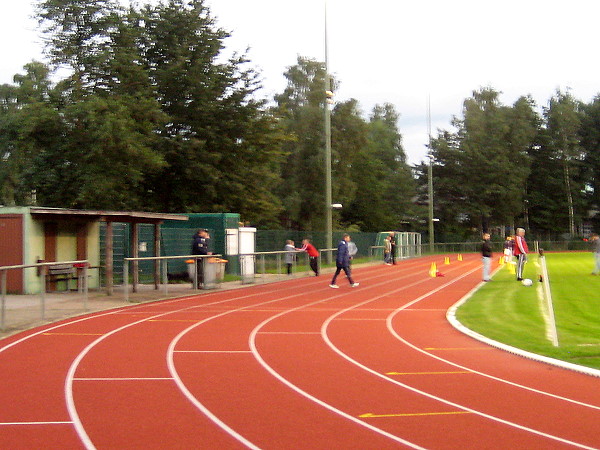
[324,0,333,264]
[427,96,435,253]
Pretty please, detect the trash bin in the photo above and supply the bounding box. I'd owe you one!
[203,257,227,289]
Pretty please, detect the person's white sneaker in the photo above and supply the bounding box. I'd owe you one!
[329,284,339,289]
[351,283,360,287]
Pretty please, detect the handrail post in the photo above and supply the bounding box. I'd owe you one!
[123,260,129,302]
[40,266,47,320]
[163,259,168,295]
[1,270,6,330]
[83,264,89,310]
[193,258,198,290]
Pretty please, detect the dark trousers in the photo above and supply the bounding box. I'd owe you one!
[195,257,205,288]
[309,256,319,276]
[331,265,354,285]
[391,246,397,264]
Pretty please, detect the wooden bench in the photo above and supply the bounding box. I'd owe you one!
[46,263,77,291]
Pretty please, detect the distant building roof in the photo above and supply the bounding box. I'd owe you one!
[28,207,188,224]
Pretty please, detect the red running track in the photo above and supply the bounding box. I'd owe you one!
[1,254,600,449]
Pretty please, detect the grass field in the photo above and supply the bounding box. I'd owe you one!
[456,252,600,370]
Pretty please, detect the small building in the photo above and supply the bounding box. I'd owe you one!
[0,207,187,294]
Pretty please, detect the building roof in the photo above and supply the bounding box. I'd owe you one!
[28,207,188,224]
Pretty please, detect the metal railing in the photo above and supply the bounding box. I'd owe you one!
[0,260,89,330]
[123,254,223,302]
[238,249,337,284]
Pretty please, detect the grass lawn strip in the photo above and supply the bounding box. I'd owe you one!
[450,252,600,375]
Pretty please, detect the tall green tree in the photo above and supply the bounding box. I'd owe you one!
[579,95,600,230]
[273,56,330,230]
[138,0,285,223]
[430,88,535,232]
[544,89,584,236]
[0,62,65,206]
[347,103,415,231]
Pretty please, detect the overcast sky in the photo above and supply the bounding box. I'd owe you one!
[2,0,600,164]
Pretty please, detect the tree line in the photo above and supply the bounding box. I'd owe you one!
[416,87,600,240]
[1,0,599,238]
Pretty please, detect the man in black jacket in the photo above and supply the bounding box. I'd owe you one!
[191,229,210,287]
[481,232,492,282]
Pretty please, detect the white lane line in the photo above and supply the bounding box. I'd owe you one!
[165,266,435,449]
[62,287,303,450]
[318,267,597,448]
[248,299,425,449]
[167,289,333,450]
[384,298,597,448]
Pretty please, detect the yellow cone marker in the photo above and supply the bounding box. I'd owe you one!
[457,254,463,261]
[429,262,437,277]
[444,256,450,265]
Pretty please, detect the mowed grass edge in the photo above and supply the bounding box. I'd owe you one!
[455,252,600,370]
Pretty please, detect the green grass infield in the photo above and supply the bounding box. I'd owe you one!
[455,252,600,370]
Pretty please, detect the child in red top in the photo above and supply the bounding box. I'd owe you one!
[297,239,320,276]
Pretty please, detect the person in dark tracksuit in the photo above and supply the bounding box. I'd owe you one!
[481,233,492,282]
[191,229,210,287]
[389,232,397,265]
[329,234,360,288]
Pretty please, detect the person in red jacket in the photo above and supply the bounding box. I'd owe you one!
[297,238,320,276]
[514,227,529,281]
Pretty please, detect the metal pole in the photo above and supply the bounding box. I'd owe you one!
[427,95,435,254]
[324,0,333,264]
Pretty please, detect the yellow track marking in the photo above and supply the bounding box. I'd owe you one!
[42,332,103,336]
[386,371,470,375]
[360,411,471,418]
[424,347,491,351]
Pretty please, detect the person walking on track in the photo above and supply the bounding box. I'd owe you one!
[514,227,528,281]
[329,234,359,288]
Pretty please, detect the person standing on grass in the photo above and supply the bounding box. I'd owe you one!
[590,234,600,275]
[503,236,514,263]
[481,232,492,282]
[514,228,528,281]
[297,238,320,276]
[329,234,359,288]
[284,240,296,275]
